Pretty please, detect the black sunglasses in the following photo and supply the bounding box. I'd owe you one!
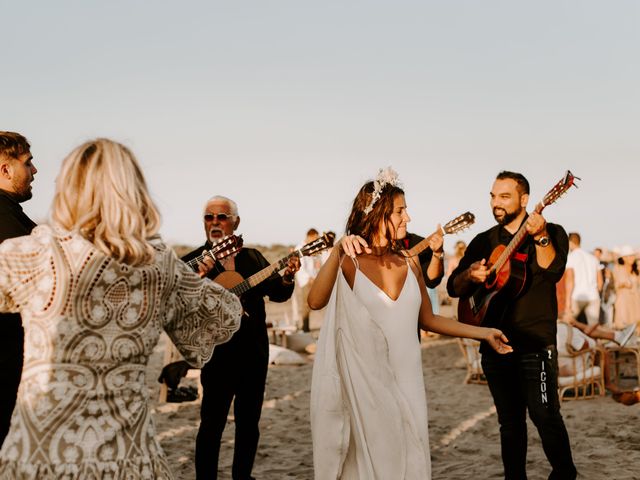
[204,213,234,222]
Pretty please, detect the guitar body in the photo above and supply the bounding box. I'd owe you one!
[213,270,245,293]
[458,245,527,326]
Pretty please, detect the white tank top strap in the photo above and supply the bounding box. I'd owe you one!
[345,255,359,270]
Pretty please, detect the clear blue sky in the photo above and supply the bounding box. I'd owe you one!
[4,1,639,252]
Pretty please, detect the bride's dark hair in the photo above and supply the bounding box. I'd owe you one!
[345,181,405,250]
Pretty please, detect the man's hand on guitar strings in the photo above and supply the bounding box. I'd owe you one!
[197,255,216,278]
[428,226,444,255]
[525,211,547,239]
[282,256,301,283]
[467,259,489,283]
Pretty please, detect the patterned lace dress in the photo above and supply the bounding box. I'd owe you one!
[0,225,242,480]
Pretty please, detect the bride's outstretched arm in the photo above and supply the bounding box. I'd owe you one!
[410,260,513,355]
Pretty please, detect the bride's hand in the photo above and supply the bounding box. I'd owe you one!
[339,235,372,258]
[484,328,513,354]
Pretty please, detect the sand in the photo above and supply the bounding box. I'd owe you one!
[148,301,640,480]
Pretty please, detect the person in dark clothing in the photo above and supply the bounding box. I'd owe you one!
[0,131,37,449]
[187,195,299,480]
[404,231,445,289]
[447,171,576,480]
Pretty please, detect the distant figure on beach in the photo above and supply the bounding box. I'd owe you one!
[447,171,577,479]
[446,240,466,277]
[186,195,299,480]
[612,245,640,331]
[0,138,242,479]
[563,232,602,328]
[293,228,322,331]
[308,167,511,479]
[594,247,615,327]
[0,132,37,450]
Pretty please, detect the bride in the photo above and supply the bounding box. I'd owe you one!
[308,168,512,479]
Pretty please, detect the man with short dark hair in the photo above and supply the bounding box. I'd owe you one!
[0,131,37,448]
[447,171,576,479]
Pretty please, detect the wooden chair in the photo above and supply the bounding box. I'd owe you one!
[457,338,486,384]
[557,346,606,401]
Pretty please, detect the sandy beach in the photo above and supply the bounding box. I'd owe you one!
[149,302,640,480]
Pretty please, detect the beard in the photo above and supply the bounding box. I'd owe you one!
[493,206,521,226]
[207,227,225,244]
[10,179,32,202]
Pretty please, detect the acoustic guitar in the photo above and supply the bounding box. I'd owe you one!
[403,212,476,257]
[184,234,244,276]
[215,232,336,296]
[458,171,579,326]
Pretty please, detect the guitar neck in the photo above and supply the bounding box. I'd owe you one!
[230,250,300,295]
[490,201,546,273]
[406,228,443,257]
[185,251,209,272]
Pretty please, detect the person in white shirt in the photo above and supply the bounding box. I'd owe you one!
[564,232,603,329]
[293,228,323,331]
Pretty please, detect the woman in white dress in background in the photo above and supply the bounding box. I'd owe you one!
[308,168,512,480]
[0,139,242,479]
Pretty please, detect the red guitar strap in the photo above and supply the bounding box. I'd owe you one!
[513,252,528,263]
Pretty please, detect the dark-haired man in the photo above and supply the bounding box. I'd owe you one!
[0,131,37,448]
[447,171,576,479]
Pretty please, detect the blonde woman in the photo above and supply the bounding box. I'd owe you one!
[0,139,242,479]
[308,168,511,479]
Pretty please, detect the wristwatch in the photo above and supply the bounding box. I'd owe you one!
[534,236,550,247]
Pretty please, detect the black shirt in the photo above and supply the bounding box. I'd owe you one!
[0,190,37,330]
[404,233,443,289]
[181,245,294,360]
[0,190,36,241]
[447,219,568,354]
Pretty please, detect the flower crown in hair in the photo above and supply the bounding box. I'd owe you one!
[363,166,402,214]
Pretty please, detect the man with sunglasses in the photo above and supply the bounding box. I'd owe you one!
[184,195,299,480]
[0,132,37,448]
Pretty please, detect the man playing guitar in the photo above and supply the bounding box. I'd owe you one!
[447,171,577,480]
[185,195,299,480]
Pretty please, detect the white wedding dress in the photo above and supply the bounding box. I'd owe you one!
[311,260,431,479]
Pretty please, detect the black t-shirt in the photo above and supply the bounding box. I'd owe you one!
[181,245,294,361]
[404,232,443,289]
[0,190,37,331]
[447,218,568,354]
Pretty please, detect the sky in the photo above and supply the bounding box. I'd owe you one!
[3,1,639,253]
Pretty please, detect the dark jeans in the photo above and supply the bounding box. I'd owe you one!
[195,348,268,480]
[482,347,577,480]
[0,318,23,449]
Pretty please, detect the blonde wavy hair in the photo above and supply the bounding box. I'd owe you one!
[52,138,161,266]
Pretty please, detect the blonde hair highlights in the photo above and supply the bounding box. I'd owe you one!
[52,138,161,266]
